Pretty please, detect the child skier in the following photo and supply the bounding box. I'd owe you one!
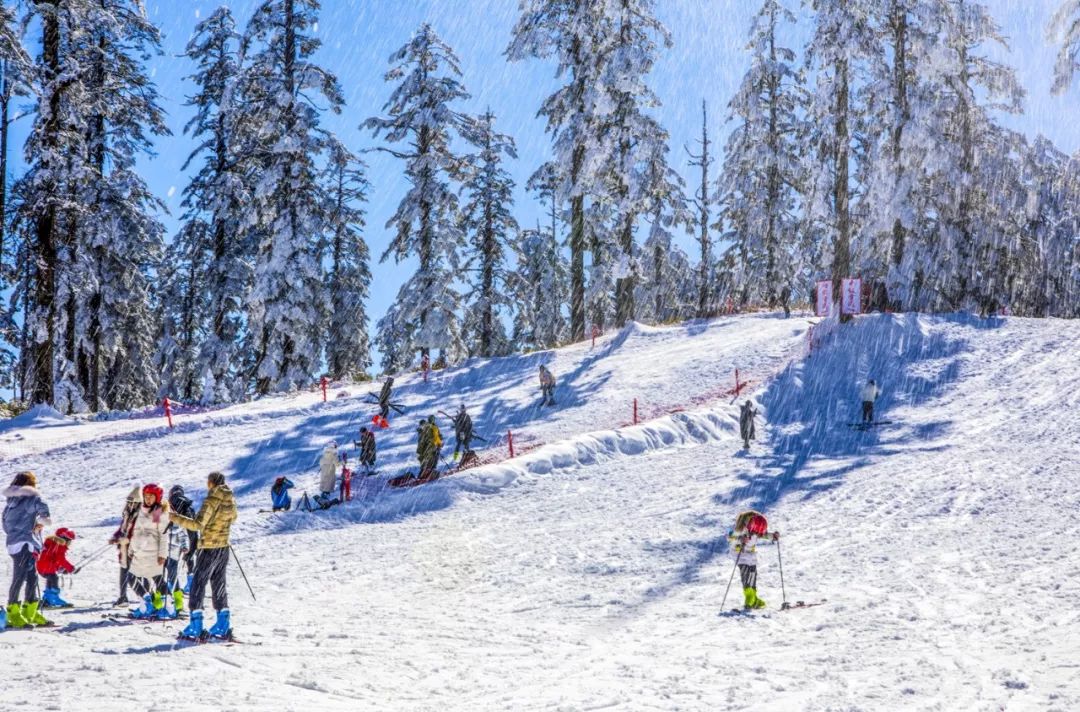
[37,528,76,608]
[3,471,52,629]
[163,519,189,616]
[127,484,174,619]
[728,510,780,609]
[270,477,295,512]
[356,427,376,472]
[339,452,353,502]
[168,485,198,595]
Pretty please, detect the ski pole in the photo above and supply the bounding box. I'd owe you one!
[720,538,744,611]
[776,537,788,609]
[229,545,257,603]
[72,542,113,574]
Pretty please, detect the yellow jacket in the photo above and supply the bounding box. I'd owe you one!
[169,484,237,549]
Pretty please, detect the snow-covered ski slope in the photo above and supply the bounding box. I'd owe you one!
[2,313,1079,711]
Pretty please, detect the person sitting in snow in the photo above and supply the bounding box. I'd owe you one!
[271,477,295,512]
[357,427,377,472]
[538,365,556,406]
[126,484,174,619]
[860,378,881,423]
[37,527,76,608]
[728,510,779,610]
[2,471,52,630]
[739,401,758,450]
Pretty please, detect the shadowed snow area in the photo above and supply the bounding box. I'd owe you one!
[1,313,1078,711]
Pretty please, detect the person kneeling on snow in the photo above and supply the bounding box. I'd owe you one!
[728,510,779,610]
[271,477,295,512]
[37,528,77,608]
[170,472,238,640]
[2,472,52,630]
[127,484,174,620]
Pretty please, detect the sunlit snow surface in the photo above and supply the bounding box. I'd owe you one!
[1,312,1078,710]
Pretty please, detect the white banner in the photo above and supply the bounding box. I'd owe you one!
[841,277,863,315]
[815,280,833,317]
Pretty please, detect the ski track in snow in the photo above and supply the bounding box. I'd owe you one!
[1,313,1078,711]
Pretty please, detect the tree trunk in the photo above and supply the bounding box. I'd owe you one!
[695,101,711,318]
[888,0,909,311]
[831,52,851,313]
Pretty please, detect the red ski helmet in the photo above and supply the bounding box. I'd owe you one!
[746,514,769,536]
[55,527,76,542]
[142,483,164,504]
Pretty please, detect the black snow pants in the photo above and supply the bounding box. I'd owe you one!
[189,547,229,612]
[738,563,758,590]
[8,548,39,605]
[862,400,874,423]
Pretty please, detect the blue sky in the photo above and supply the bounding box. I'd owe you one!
[6,0,1078,348]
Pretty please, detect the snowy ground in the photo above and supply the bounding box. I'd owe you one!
[1,313,1078,711]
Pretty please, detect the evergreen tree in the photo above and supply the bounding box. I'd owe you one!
[461,110,519,358]
[157,220,209,402]
[364,23,475,370]
[240,0,344,393]
[686,100,713,318]
[1050,1,1080,95]
[508,0,606,342]
[721,0,804,308]
[513,223,570,351]
[323,138,372,381]
[179,6,250,404]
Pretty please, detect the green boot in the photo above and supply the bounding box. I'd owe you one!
[22,601,50,626]
[172,589,184,614]
[743,587,756,609]
[152,591,164,612]
[749,588,766,609]
[5,602,29,628]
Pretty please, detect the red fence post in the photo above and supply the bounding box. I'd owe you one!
[163,397,173,429]
[633,398,638,425]
[321,376,328,402]
[507,430,515,458]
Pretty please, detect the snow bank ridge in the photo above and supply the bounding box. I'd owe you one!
[448,405,741,495]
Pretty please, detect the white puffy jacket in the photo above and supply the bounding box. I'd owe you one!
[319,445,339,494]
[126,504,170,579]
[860,383,880,402]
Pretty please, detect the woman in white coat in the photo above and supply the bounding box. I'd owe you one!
[319,443,339,496]
[126,484,172,619]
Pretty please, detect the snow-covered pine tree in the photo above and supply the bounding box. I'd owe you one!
[911,0,1023,311]
[179,6,251,404]
[364,23,476,371]
[507,0,607,342]
[461,109,519,358]
[593,0,673,328]
[78,0,169,411]
[322,138,372,382]
[803,0,877,308]
[1049,1,1080,95]
[721,0,805,308]
[157,220,209,402]
[513,222,570,351]
[239,0,344,394]
[686,100,713,318]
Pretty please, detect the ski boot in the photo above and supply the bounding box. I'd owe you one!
[182,573,193,596]
[5,603,28,628]
[743,586,756,610]
[42,587,71,608]
[178,610,204,640]
[22,601,51,627]
[748,588,766,609]
[129,594,156,619]
[208,609,231,639]
[0,606,5,630]
[172,589,185,616]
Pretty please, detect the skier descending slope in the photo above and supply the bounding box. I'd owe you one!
[170,472,238,641]
[739,401,758,450]
[728,510,780,610]
[452,405,474,461]
[860,379,880,423]
[538,364,556,406]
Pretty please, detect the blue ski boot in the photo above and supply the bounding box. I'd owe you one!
[178,610,204,639]
[42,587,71,608]
[208,609,231,639]
[0,606,6,630]
[129,594,155,619]
[182,574,193,596]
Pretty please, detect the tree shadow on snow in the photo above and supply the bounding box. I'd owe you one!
[634,313,988,608]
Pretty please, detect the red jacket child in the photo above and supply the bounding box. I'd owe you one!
[36,529,76,576]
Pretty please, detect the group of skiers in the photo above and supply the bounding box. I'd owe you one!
[1,470,240,640]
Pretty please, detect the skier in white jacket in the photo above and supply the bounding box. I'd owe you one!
[126,484,173,619]
[860,379,881,423]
